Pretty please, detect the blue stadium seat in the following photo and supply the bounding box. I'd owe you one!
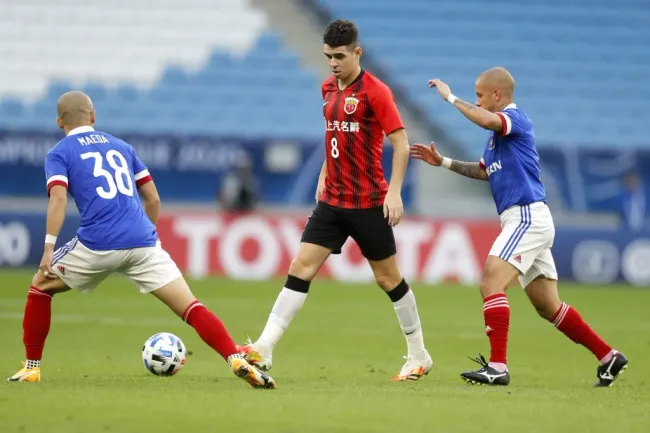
[318,0,650,149]
[0,30,324,142]
[0,99,25,117]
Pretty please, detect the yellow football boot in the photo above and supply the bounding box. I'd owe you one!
[7,362,41,383]
[229,356,276,389]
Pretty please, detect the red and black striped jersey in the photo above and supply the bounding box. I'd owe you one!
[320,70,404,209]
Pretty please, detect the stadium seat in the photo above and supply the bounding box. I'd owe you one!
[1,0,647,148]
[0,0,324,140]
[316,0,650,149]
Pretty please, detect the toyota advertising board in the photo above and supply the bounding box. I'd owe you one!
[1,211,647,286]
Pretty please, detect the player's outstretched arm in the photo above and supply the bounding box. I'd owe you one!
[41,185,68,277]
[428,79,503,133]
[410,142,488,181]
[138,181,161,225]
[448,160,489,181]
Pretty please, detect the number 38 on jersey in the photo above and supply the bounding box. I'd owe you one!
[81,150,134,199]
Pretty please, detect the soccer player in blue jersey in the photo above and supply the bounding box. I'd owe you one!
[7,91,275,389]
[410,67,627,387]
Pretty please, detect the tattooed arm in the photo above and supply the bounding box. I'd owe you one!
[451,99,503,132]
[449,160,489,181]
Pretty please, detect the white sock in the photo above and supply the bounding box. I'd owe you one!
[226,353,243,366]
[600,349,616,365]
[256,288,307,352]
[26,359,40,369]
[393,290,427,360]
[488,362,508,372]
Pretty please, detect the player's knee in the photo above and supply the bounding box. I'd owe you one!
[480,258,515,297]
[30,272,66,294]
[31,272,51,290]
[31,272,43,288]
[533,303,556,321]
[532,296,562,321]
[288,256,318,281]
[526,277,561,321]
[151,277,196,318]
[479,271,505,297]
[368,256,401,291]
[374,273,401,292]
[372,264,402,291]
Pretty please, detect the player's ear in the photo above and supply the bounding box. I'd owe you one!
[90,110,96,125]
[56,117,64,130]
[354,46,362,60]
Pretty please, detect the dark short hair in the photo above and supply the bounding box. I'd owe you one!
[323,20,359,48]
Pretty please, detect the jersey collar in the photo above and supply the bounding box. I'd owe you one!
[504,103,517,110]
[67,126,95,136]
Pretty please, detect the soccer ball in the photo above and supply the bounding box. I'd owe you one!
[142,332,187,376]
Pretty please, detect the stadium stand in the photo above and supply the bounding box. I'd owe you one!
[0,0,647,216]
[313,0,650,149]
[0,0,324,140]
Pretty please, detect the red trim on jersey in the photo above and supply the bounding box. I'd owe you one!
[479,159,486,170]
[385,127,404,136]
[496,112,509,136]
[136,175,153,188]
[47,181,68,197]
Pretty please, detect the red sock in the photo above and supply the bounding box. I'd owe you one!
[23,286,53,360]
[552,303,612,361]
[182,300,237,360]
[483,293,510,365]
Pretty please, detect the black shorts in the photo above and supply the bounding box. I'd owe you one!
[300,201,396,261]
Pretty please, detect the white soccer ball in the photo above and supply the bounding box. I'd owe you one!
[142,332,187,376]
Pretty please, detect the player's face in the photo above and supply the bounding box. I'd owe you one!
[324,44,361,79]
[474,80,500,112]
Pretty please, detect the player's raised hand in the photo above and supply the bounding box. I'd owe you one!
[428,79,451,100]
[383,190,404,227]
[39,247,56,279]
[410,142,443,166]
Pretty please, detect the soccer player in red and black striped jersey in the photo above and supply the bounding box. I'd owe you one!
[319,53,402,209]
[238,20,433,381]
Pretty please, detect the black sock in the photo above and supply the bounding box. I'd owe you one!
[386,278,409,302]
[285,275,311,294]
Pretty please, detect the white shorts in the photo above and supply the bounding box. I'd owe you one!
[51,238,183,294]
[489,202,558,288]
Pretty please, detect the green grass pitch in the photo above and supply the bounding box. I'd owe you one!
[0,269,648,433]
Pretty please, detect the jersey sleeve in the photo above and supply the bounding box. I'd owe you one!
[370,84,404,135]
[496,108,526,136]
[44,150,69,196]
[130,146,153,188]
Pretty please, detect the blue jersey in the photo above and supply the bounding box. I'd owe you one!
[479,104,546,215]
[45,126,158,250]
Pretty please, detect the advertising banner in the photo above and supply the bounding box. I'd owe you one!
[0,130,413,207]
[2,211,647,286]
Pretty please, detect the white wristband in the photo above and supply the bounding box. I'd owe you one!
[441,157,452,169]
[446,94,457,104]
[45,234,57,245]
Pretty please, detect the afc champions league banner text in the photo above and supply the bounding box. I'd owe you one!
[0,211,648,286]
[0,130,413,207]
